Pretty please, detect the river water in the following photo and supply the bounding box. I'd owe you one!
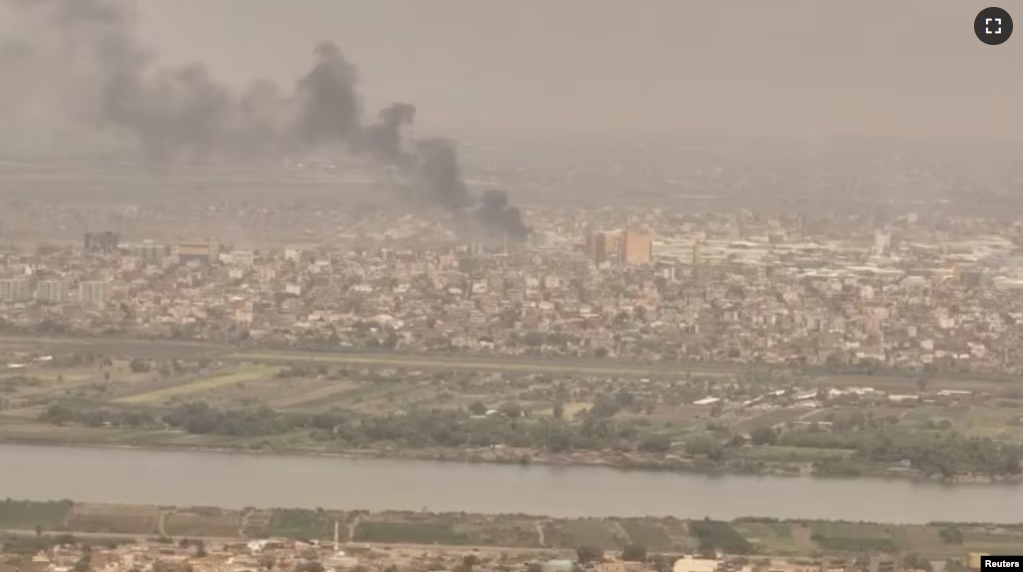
[2,444,1020,524]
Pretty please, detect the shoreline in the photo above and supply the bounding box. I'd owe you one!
[1,434,1019,486]
[2,497,1023,558]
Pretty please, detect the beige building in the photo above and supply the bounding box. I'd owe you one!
[672,556,718,572]
[585,230,653,265]
[78,281,112,305]
[0,278,33,303]
[36,279,70,303]
[175,241,221,264]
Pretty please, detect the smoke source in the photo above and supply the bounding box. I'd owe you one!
[0,0,528,240]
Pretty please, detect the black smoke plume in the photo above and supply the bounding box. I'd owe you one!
[0,0,529,240]
[478,189,528,240]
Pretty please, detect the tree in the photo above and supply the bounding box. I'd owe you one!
[552,401,565,419]
[901,553,932,572]
[750,426,777,446]
[685,437,725,460]
[621,543,648,562]
[638,435,671,453]
[467,401,487,416]
[73,547,92,572]
[129,358,151,373]
[498,401,523,418]
[576,545,604,564]
[939,526,963,545]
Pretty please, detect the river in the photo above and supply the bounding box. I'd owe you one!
[2,443,1020,524]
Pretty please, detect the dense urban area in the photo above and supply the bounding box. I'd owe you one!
[2,151,1023,572]
[1,0,1022,571]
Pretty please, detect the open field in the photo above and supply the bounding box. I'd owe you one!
[4,499,1021,559]
[115,365,282,405]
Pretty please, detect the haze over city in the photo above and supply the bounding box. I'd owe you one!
[0,2,1021,572]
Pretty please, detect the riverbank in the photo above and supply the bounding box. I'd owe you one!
[2,498,1022,559]
[0,427,1017,485]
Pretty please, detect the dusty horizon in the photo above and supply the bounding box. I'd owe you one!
[132,0,1020,143]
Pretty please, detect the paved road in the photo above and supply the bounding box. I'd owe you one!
[0,334,738,378]
[224,350,736,378]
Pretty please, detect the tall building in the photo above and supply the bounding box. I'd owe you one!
[585,230,652,265]
[0,278,32,303]
[83,231,120,254]
[78,281,112,305]
[36,279,70,303]
[620,231,652,265]
[133,241,169,264]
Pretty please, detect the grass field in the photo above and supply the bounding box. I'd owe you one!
[617,519,675,551]
[164,509,241,538]
[267,509,342,541]
[115,365,281,405]
[0,499,72,530]
[354,521,470,544]
[542,519,626,549]
[67,503,161,535]
[733,522,799,554]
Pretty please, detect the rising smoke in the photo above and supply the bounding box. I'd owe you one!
[0,0,529,240]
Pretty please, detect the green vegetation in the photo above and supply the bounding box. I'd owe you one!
[9,338,1023,481]
[782,427,1023,478]
[267,509,340,541]
[689,520,754,554]
[0,532,132,555]
[354,521,469,544]
[4,498,1023,561]
[618,519,675,551]
[0,499,72,529]
[116,366,280,404]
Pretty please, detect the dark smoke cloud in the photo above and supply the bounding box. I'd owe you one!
[294,41,360,149]
[478,189,528,240]
[0,0,529,240]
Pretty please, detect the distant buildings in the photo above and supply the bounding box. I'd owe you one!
[36,279,70,304]
[585,230,652,265]
[130,240,170,264]
[0,278,32,302]
[78,280,112,305]
[84,231,120,254]
[174,241,221,265]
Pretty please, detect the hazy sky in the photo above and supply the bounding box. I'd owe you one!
[138,0,1021,142]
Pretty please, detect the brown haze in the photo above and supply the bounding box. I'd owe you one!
[136,0,1021,143]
